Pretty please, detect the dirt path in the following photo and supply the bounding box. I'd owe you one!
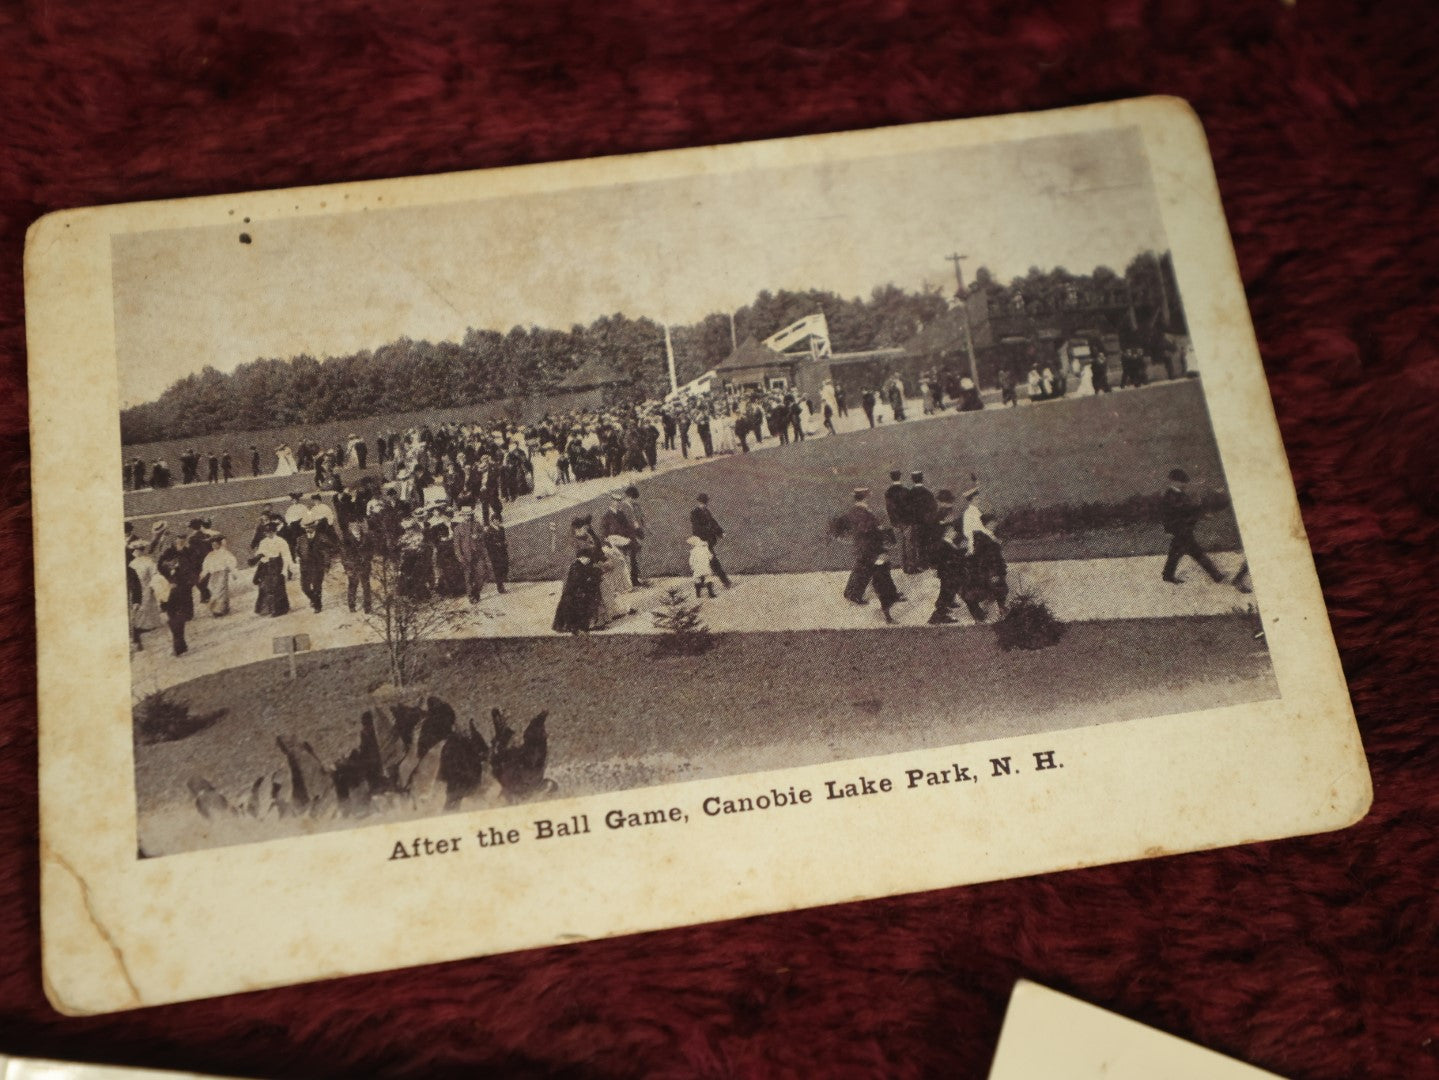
[128,551,1253,695]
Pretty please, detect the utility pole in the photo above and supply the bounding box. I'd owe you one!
[729,310,737,351]
[1153,251,1172,331]
[946,252,981,390]
[664,324,678,395]
[959,298,980,391]
[945,252,969,294]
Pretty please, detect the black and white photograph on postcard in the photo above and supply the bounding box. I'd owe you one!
[113,126,1275,857]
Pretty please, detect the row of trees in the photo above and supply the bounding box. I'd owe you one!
[120,254,1179,445]
[120,282,950,444]
[968,251,1187,331]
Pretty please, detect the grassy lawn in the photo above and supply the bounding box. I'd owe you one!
[136,612,1276,854]
[127,382,1241,579]
[504,381,1239,578]
[123,464,384,519]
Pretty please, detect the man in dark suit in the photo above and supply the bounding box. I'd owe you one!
[840,487,883,604]
[484,512,509,594]
[295,521,334,612]
[928,525,966,624]
[1160,468,1225,584]
[451,505,494,603]
[769,400,790,445]
[690,493,731,588]
[600,489,636,549]
[624,485,647,584]
[884,470,913,573]
[907,471,939,573]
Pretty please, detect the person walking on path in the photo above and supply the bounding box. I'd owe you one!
[907,472,939,573]
[690,493,732,588]
[962,514,1009,621]
[340,518,375,613]
[837,487,882,604]
[928,525,966,624]
[1160,468,1226,585]
[696,413,713,457]
[154,550,193,656]
[484,512,509,594]
[200,536,238,616]
[451,506,494,604]
[295,521,334,612]
[884,471,915,574]
[623,486,647,586]
[127,540,165,650]
[553,545,602,635]
[869,527,905,623]
[252,520,295,616]
[688,536,718,599]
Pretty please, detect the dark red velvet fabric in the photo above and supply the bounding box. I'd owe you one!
[1,2,1435,1077]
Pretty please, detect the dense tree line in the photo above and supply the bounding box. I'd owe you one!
[120,256,1178,445]
[967,251,1187,333]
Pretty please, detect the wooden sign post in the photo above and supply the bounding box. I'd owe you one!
[273,633,312,679]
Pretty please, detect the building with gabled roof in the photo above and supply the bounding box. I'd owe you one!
[554,356,630,393]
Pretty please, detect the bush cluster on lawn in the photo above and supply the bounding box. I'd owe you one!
[134,688,226,744]
[996,490,1230,540]
[993,592,1066,651]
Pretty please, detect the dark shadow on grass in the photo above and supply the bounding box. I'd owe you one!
[134,691,230,745]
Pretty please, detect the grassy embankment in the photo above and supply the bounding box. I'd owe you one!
[136,613,1276,855]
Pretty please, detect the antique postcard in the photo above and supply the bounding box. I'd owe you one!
[987,982,1286,1079]
[27,96,1369,1013]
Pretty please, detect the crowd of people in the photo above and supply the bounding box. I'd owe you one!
[120,363,1015,496]
[833,473,1009,626]
[124,355,1212,657]
[551,488,733,634]
[120,371,1018,656]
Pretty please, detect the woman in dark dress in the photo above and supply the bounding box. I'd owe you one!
[870,526,906,624]
[430,519,466,598]
[484,514,509,594]
[553,516,604,633]
[252,521,292,617]
[398,518,433,601]
[553,553,603,634]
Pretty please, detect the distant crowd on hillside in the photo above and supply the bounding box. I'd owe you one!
[120,371,939,493]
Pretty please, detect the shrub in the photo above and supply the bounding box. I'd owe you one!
[993,592,1066,651]
[134,688,226,744]
[651,587,714,657]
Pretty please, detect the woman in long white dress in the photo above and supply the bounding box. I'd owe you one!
[713,408,737,454]
[530,448,559,499]
[272,444,298,476]
[200,536,239,616]
[1073,358,1095,396]
[596,535,634,626]
[128,543,165,649]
